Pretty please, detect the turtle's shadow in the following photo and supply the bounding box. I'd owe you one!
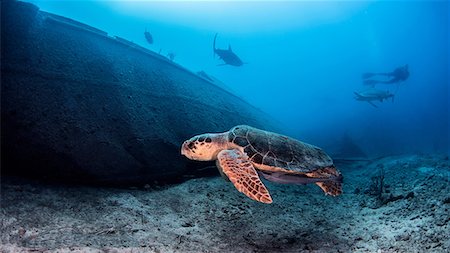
[216,185,352,252]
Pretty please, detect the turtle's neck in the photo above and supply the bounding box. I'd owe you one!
[209,132,230,159]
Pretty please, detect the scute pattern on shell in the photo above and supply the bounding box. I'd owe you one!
[228,125,333,173]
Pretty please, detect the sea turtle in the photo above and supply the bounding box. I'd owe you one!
[181,125,343,204]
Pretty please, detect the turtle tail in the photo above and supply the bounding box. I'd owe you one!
[314,166,343,196]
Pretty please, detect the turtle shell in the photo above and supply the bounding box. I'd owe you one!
[228,125,333,173]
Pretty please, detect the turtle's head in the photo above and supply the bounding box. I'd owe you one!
[181,133,226,161]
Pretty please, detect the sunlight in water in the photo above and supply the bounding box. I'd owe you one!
[106,0,372,33]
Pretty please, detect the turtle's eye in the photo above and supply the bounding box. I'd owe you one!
[188,142,195,149]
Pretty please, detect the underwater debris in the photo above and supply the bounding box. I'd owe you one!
[181,125,343,204]
[213,33,245,66]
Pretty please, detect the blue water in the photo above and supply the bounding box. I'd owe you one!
[27,0,449,157]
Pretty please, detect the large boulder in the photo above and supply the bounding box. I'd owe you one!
[1,1,274,185]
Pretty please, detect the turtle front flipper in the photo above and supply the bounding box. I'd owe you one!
[217,149,273,204]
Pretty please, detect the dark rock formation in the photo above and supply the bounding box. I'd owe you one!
[1,0,274,185]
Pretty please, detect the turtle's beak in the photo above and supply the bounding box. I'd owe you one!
[181,141,189,157]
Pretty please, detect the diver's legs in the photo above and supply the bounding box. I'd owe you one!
[362,72,394,79]
[363,79,381,85]
[364,77,400,85]
[379,77,400,84]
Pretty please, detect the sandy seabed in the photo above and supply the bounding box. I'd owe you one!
[1,154,449,253]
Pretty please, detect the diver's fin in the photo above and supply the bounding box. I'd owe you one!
[364,79,379,86]
[367,101,378,108]
[362,73,376,79]
[217,149,273,204]
[363,72,388,78]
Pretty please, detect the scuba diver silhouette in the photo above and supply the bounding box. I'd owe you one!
[362,64,409,86]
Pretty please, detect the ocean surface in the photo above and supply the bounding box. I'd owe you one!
[26,0,449,157]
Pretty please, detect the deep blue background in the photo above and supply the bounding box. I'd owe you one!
[26,0,449,157]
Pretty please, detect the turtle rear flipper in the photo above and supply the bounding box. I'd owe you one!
[309,166,343,196]
[316,180,343,196]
